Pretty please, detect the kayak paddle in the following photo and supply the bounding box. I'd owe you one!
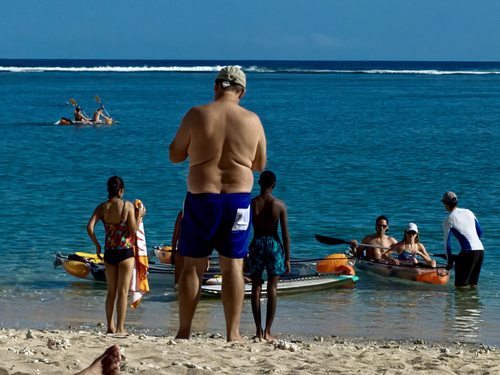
[95,95,112,118]
[315,234,389,249]
[315,234,451,261]
[69,98,90,119]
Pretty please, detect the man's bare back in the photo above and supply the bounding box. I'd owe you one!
[169,66,267,343]
[169,89,266,193]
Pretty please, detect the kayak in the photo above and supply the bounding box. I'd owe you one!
[353,257,449,285]
[153,245,173,264]
[55,118,114,126]
[53,252,174,282]
[54,250,358,287]
[201,273,359,297]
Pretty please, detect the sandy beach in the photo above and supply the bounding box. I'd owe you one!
[1,327,498,374]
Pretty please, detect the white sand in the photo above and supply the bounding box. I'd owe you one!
[1,328,498,374]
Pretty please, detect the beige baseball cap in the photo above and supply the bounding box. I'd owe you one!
[216,66,246,89]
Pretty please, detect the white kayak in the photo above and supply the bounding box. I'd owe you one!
[201,274,359,297]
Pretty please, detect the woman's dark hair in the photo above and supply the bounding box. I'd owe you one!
[107,176,124,199]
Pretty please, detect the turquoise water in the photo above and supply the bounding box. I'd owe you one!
[0,60,499,344]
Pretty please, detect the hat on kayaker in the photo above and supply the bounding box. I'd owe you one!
[216,66,246,89]
[406,222,418,233]
[441,191,458,204]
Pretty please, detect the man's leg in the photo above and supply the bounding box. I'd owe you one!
[176,256,209,339]
[264,275,280,342]
[219,255,244,342]
[468,250,484,287]
[454,252,469,287]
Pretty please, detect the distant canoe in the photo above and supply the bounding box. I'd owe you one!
[55,118,114,126]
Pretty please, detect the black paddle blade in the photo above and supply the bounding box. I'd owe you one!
[315,234,350,246]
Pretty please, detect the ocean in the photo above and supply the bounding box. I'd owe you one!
[0,59,498,345]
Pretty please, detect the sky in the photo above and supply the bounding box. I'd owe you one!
[1,0,500,61]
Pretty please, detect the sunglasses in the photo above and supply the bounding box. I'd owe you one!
[376,224,388,228]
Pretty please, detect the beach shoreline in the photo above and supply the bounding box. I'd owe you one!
[1,327,498,374]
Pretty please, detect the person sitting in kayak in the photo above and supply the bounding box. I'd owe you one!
[381,222,436,267]
[74,106,92,124]
[93,106,112,124]
[350,215,397,261]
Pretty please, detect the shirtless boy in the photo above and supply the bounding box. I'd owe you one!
[169,66,267,342]
[246,170,291,342]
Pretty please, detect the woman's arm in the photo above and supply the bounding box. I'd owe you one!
[382,242,401,264]
[417,243,436,267]
[126,201,141,234]
[87,205,102,258]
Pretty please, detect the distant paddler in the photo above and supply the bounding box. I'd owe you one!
[73,106,92,124]
[95,95,114,124]
[93,106,113,124]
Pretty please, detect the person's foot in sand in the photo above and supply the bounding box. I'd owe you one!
[252,328,264,341]
[113,331,129,338]
[264,331,278,343]
[75,345,121,375]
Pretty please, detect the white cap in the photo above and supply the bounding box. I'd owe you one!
[406,222,418,233]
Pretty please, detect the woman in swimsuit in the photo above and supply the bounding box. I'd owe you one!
[87,176,145,334]
[382,222,436,267]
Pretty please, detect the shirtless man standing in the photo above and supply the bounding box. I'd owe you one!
[169,66,267,342]
[351,215,397,260]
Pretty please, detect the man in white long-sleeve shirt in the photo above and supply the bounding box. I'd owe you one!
[442,191,484,287]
